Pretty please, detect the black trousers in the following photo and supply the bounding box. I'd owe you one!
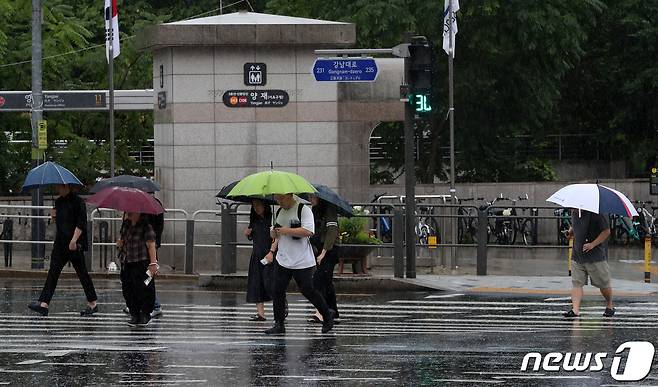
[121,260,156,318]
[272,262,331,323]
[313,248,339,318]
[39,247,97,304]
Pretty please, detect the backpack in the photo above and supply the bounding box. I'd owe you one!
[275,203,304,227]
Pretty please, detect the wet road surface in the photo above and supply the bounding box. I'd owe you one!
[0,279,657,386]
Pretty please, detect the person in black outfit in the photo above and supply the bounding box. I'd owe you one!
[244,199,273,321]
[117,212,159,327]
[28,184,98,317]
[309,195,340,323]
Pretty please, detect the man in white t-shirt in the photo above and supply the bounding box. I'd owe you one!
[263,193,336,334]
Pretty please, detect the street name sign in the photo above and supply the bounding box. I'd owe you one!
[312,58,379,82]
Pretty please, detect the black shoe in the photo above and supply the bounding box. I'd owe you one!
[28,302,48,316]
[80,305,99,317]
[603,307,616,317]
[137,313,151,327]
[322,309,336,333]
[563,309,579,318]
[265,322,285,335]
[127,315,139,327]
[122,306,130,315]
[250,314,266,322]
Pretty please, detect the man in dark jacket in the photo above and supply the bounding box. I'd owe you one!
[28,184,98,317]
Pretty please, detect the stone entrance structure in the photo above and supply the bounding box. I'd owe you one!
[139,11,403,270]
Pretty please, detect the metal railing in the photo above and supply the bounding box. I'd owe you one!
[0,201,652,282]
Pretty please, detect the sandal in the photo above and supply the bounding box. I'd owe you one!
[249,314,266,322]
[603,308,615,318]
[563,309,579,318]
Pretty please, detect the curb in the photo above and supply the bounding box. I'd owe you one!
[199,273,439,292]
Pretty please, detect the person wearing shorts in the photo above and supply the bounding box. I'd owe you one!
[563,209,613,318]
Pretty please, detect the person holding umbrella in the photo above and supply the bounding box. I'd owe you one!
[87,186,164,327]
[226,170,336,334]
[548,183,638,318]
[306,186,353,324]
[117,211,159,327]
[24,163,98,317]
[91,176,165,318]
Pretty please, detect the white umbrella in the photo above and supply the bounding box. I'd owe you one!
[547,184,638,217]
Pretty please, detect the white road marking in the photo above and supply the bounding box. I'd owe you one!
[116,380,207,384]
[44,350,73,357]
[260,375,395,381]
[108,372,186,376]
[42,363,107,366]
[387,300,571,306]
[544,297,572,302]
[15,360,45,365]
[317,368,400,373]
[494,375,592,380]
[165,365,236,369]
[463,372,546,376]
[433,379,503,384]
[0,369,46,373]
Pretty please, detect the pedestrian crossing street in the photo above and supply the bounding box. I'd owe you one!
[1,292,658,385]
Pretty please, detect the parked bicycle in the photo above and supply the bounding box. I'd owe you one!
[554,208,572,245]
[609,213,640,245]
[634,201,656,242]
[370,193,392,243]
[485,195,516,245]
[513,194,538,246]
[456,197,483,244]
[414,198,439,245]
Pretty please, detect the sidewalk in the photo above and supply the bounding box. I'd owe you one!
[397,275,658,297]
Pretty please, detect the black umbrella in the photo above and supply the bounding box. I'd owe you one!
[216,180,277,205]
[304,184,354,218]
[90,175,161,194]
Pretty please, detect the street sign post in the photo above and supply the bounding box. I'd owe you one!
[312,58,378,82]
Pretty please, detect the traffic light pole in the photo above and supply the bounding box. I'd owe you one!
[448,0,457,270]
[403,36,416,279]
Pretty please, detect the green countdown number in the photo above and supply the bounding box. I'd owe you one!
[409,94,432,113]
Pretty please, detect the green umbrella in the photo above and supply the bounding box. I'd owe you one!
[227,170,316,197]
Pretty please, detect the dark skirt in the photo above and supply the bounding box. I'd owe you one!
[246,251,273,303]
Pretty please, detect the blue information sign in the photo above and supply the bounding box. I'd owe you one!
[312,58,379,82]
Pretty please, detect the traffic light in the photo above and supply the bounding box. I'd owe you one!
[408,37,432,114]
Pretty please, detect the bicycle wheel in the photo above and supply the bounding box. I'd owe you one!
[502,224,514,245]
[457,216,466,244]
[520,219,533,245]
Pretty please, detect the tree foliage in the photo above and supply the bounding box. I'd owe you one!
[0,0,656,193]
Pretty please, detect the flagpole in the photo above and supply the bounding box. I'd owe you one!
[109,31,115,178]
[448,0,457,270]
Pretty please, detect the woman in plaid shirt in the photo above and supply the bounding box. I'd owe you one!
[117,212,159,327]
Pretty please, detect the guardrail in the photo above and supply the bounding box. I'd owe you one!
[0,201,653,282]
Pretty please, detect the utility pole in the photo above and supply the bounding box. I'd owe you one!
[30,0,45,269]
